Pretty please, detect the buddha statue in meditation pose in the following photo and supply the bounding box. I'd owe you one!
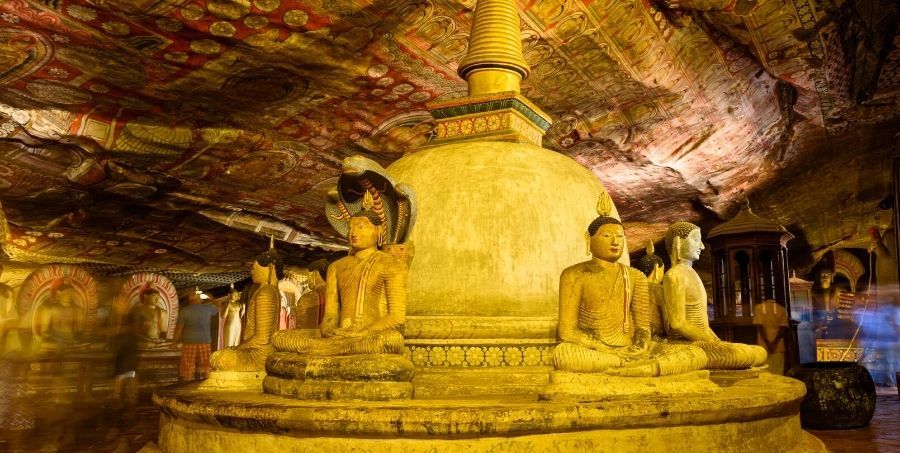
[661,221,767,369]
[551,195,708,377]
[129,289,168,348]
[35,284,84,350]
[633,242,666,337]
[271,199,408,357]
[209,239,282,372]
[265,190,413,401]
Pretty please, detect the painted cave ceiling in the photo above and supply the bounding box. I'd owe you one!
[0,0,898,283]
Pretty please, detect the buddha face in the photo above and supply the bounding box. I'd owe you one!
[349,216,379,251]
[817,271,833,289]
[590,223,625,262]
[57,289,77,307]
[678,228,704,261]
[251,260,276,284]
[143,292,160,306]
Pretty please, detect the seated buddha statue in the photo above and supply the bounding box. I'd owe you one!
[661,221,767,369]
[633,242,665,337]
[271,207,407,357]
[128,289,169,348]
[551,205,708,377]
[209,240,282,372]
[265,192,413,400]
[35,284,85,350]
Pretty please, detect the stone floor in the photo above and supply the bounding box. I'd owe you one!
[0,388,897,452]
[809,389,900,453]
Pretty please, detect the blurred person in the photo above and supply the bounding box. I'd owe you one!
[111,309,139,405]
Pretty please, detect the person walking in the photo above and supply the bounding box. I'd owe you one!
[171,288,221,382]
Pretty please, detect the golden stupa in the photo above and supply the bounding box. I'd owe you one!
[152,2,823,451]
[388,0,623,321]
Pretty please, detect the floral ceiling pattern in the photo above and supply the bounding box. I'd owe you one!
[0,0,897,275]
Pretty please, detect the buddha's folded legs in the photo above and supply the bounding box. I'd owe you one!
[691,341,768,369]
[606,342,708,377]
[272,330,405,356]
[551,342,624,373]
[210,344,274,372]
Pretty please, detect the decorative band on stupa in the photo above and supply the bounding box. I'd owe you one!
[426,0,551,147]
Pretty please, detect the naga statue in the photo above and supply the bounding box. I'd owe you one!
[324,155,416,262]
[661,221,768,370]
[265,156,415,401]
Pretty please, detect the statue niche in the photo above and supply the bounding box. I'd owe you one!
[114,272,179,350]
[16,265,99,352]
[661,222,768,370]
[265,156,415,401]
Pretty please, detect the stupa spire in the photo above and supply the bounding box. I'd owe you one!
[424,0,550,147]
[458,0,530,96]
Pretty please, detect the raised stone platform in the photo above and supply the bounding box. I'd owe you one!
[263,352,415,400]
[154,372,825,452]
[197,370,266,392]
[540,370,722,402]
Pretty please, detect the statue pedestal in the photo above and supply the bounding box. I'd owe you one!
[539,370,721,402]
[198,371,266,392]
[155,372,825,452]
[263,352,415,401]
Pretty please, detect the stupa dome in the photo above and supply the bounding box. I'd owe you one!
[388,140,622,318]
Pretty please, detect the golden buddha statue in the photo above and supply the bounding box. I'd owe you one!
[633,242,665,336]
[271,195,407,357]
[661,221,767,369]
[265,190,414,401]
[128,289,169,347]
[35,284,84,350]
[551,195,708,377]
[209,239,282,372]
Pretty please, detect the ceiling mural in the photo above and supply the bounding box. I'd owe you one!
[0,0,897,276]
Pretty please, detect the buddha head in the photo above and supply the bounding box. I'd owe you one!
[252,236,284,285]
[55,284,78,308]
[816,269,834,290]
[141,289,161,308]
[349,212,384,252]
[665,221,704,263]
[348,191,386,253]
[635,243,665,283]
[586,215,625,263]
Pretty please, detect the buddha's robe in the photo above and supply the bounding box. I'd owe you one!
[552,262,707,376]
[662,264,767,369]
[272,251,407,356]
[210,284,280,371]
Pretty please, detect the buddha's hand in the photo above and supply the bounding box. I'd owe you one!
[332,326,364,338]
[618,345,644,358]
[624,329,651,356]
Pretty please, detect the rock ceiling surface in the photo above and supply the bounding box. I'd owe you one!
[0,0,898,282]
